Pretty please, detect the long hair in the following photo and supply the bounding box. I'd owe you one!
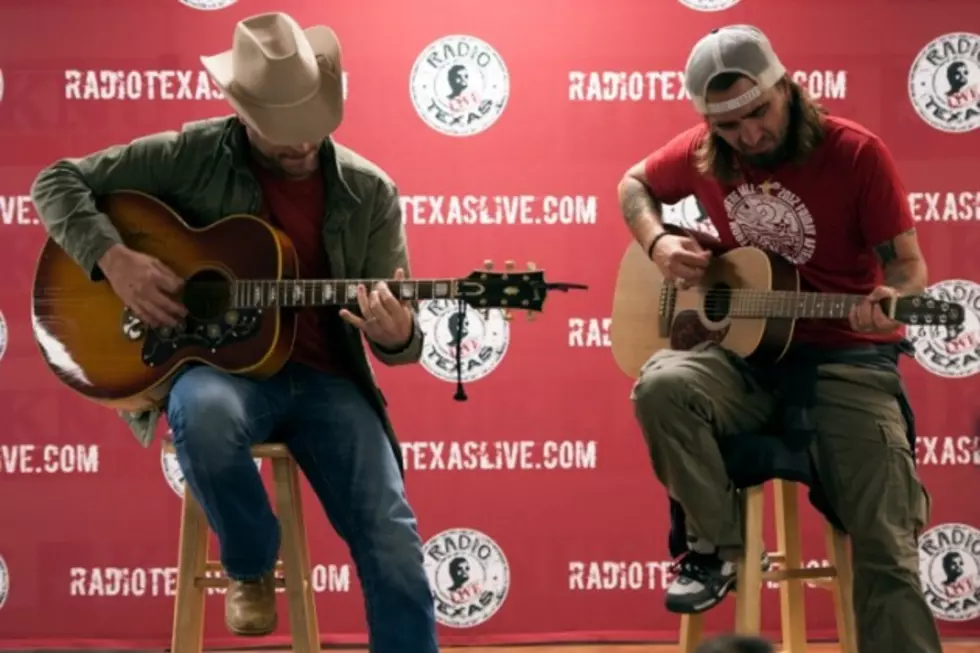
[693,75,828,185]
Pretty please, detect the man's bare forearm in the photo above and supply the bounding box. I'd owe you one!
[874,228,928,295]
[618,175,666,253]
[883,259,928,295]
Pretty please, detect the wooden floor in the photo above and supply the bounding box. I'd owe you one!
[222,643,980,652]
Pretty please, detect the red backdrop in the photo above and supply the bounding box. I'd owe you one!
[1,0,979,649]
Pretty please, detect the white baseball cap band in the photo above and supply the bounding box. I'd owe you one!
[695,64,786,115]
[699,84,762,115]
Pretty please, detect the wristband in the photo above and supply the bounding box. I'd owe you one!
[646,232,671,261]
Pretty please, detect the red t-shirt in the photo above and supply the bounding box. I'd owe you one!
[250,161,351,376]
[643,115,913,349]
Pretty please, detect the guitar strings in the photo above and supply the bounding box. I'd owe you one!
[27,277,485,301]
[26,287,943,311]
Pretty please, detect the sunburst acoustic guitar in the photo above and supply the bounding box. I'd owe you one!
[30,190,588,412]
[610,240,966,379]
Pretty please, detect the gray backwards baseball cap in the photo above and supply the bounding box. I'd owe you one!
[684,25,787,116]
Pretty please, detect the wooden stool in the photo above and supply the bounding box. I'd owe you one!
[163,440,320,653]
[679,479,857,653]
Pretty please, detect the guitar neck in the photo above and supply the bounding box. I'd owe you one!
[233,278,459,308]
[727,289,872,320]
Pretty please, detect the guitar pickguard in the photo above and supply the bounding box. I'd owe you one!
[120,307,263,367]
[670,310,731,351]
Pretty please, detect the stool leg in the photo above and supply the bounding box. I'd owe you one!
[826,526,857,653]
[170,489,209,653]
[774,480,807,653]
[272,457,320,653]
[679,613,703,653]
[734,486,765,635]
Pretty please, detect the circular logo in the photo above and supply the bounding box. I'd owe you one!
[423,528,510,628]
[919,522,980,621]
[907,279,980,379]
[908,33,980,134]
[418,300,510,383]
[0,554,8,610]
[409,35,510,137]
[161,430,262,497]
[0,310,7,363]
[178,0,237,9]
[662,195,719,237]
[725,181,817,265]
[677,0,742,10]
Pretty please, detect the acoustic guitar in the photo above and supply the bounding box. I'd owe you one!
[31,190,588,411]
[610,241,966,379]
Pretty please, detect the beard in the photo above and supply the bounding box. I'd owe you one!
[250,145,318,178]
[740,111,794,169]
[741,140,789,169]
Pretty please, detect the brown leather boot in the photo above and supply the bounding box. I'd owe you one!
[225,571,277,636]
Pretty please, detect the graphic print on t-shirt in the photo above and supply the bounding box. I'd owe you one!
[723,180,817,265]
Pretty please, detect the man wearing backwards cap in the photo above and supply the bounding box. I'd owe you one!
[618,25,941,652]
[31,12,438,651]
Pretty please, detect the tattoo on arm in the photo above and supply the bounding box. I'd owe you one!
[873,228,926,293]
[620,178,660,227]
[873,227,916,265]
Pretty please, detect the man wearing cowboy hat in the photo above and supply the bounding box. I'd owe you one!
[30,12,438,651]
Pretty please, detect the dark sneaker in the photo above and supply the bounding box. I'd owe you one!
[665,550,772,614]
[665,551,738,614]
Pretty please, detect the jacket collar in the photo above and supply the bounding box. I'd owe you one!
[219,117,361,205]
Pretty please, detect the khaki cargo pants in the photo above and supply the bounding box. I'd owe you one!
[631,342,942,653]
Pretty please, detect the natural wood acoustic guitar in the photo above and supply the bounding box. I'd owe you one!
[30,190,588,411]
[610,240,966,379]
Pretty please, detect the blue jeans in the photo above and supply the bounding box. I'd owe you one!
[166,362,438,653]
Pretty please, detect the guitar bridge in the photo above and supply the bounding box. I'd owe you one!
[139,309,263,367]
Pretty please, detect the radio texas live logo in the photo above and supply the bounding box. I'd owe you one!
[907,279,980,379]
[418,299,510,384]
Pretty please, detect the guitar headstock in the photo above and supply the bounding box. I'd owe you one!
[893,295,966,328]
[457,260,588,321]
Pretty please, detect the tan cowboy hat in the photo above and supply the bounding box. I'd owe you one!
[201,12,344,145]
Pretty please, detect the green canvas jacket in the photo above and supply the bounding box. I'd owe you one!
[29,115,422,473]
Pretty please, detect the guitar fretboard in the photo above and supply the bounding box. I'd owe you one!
[233,279,458,309]
[721,290,872,319]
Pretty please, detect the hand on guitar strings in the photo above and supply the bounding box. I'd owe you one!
[651,234,711,289]
[99,244,187,329]
[339,268,415,350]
[848,285,901,334]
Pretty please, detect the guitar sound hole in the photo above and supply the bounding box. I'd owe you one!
[182,269,232,322]
[703,284,732,322]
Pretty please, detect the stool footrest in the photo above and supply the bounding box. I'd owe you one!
[204,560,285,575]
[763,565,839,583]
[161,441,292,459]
[194,576,288,590]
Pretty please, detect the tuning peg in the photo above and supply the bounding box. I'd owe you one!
[503,309,513,321]
[484,259,493,271]
[527,261,537,271]
[505,259,515,271]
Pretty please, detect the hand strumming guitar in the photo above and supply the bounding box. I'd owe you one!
[98,243,187,328]
[650,233,712,289]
